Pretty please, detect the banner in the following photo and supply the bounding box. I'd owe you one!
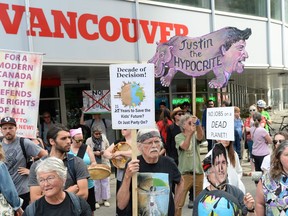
[0,50,43,138]
[82,90,111,114]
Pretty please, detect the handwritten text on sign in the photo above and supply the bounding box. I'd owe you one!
[0,50,43,138]
[206,107,234,141]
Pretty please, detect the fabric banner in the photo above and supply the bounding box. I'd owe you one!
[0,50,43,138]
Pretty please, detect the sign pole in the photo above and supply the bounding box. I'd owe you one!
[131,129,138,216]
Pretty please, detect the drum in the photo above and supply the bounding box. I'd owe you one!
[111,142,131,169]
[88,164,111,180]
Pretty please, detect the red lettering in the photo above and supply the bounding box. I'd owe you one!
[159,22,173,43]
[140,20,158,44]
[29,7,52,37]
[120,18,138,43]
[0,3,190,44]
[174,24,188,36]
[51,10,77,38]
[78,14,99,40]
[0,4,25,34]
[99,16,120,42]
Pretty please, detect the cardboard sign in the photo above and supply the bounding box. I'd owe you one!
[148,27,252,88]
[0,50,43,138]
[109,63,155,129]
[206,107,234,141]
[82,90,111,114]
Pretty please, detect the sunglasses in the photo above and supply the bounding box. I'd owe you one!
[273,139,284,145]
[74,139,84,143]
[249,109,256,112]
[177,113,184,116]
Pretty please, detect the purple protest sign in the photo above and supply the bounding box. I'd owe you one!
[148,27,252,88]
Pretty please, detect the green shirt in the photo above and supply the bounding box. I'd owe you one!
[175,133,203,174]
[261,110,271,132]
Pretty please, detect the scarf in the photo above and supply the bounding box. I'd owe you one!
[92,135,103,163]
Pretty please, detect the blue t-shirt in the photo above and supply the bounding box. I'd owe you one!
[234,118,243,138]
[68,150,94,189]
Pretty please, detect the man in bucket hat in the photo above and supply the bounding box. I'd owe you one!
[117,128,184,216]
[0,116,48,210]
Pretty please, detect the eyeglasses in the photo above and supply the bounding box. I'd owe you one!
[177,113,184,116]
[249,109,256,112]
[273,139,284,145]
[94,132,102,136]
[38,175,57,185]
[74,139,84,143]
[188,121,194,126]
[142,140,161,146]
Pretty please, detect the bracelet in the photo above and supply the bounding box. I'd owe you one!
[247,207,255,212]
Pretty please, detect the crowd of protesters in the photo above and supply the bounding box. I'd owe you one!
[2,98,288,215]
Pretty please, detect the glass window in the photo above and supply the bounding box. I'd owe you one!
[40,87,59,98]
[65,83,90,128]
[171,94,191,109]
[155,79,169,93]
[151,0,210,9]
[271,0,281,20]
[171,79,191,92]
[216,0,267,17]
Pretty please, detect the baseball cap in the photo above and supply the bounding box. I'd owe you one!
[0,117,17,127]
[202,155,212,172]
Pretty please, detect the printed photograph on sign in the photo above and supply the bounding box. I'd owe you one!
[109,64,155,129]
[0,50,43,138]
[82,90,111,114]
[138,173,170,216]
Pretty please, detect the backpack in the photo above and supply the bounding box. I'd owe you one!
[83,118,107,139]
[90,118,107,130]
[24,191,82,216]
[66,154,77,184]
[0,137,32,168]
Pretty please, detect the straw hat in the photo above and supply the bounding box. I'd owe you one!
[171,107,183,119]
[88,164,111,180]
[111,142,131,169]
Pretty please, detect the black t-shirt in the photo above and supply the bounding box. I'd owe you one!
[35,193,73,216]
[193,184,248,216]
[118,155,181,216]
[165,123,181,164]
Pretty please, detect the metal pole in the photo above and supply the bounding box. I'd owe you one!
[24,0,34,52]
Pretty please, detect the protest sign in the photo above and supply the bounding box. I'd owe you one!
[206,107,234,141]
[109,63,155,129]
[148,27,252,88]
[0,50,43,138]
[82,90,111,114]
